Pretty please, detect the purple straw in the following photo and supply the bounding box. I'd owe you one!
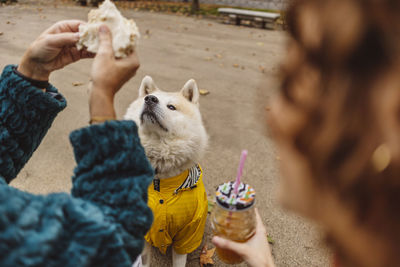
[234,150,248,195]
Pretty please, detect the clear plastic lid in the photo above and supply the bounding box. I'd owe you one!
[215,181,256,210]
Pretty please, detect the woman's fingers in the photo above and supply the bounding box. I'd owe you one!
[45,20,86,34]
[255,208,267,234]
[97,25,114,58]
[80,49,95,59]
[118,51,140,75]
[45,32,80,48]
[212,236,247,256]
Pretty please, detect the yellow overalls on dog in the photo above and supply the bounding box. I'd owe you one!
[145,164,208,254]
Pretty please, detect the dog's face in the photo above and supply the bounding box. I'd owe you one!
[125,76,203,135]
[124,76,208,176]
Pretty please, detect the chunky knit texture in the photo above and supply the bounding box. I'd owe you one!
[0,65,67,182]
[0,65,154,267]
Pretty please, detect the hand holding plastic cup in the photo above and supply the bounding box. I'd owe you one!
[211,150,257,264]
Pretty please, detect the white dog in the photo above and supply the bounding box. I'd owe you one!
[124,76,208,267]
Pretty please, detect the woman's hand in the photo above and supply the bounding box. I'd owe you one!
[90,25,140,98]
[89,25,140,122]
[212,209,276,267]
[18,20,94,81]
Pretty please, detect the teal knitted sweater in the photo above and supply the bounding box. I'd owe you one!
[0,65,154,267]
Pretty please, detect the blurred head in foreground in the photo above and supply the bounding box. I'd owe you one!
[269,0,400,266]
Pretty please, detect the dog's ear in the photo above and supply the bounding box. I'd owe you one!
[139,76,158,97]
[181,79,199,104]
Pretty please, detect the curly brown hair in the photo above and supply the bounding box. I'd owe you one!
[272,0,400,264]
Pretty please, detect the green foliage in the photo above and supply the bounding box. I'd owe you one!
[207,198,215,213]
[267,234,275,245]
[1,0,18,3]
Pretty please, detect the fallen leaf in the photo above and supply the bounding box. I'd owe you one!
[267,234,275,245]
[37,7,43,12]
[205,57,213,61]
[200,89,210,96]
[265,107,271,111]
[207,198,214,212]
[208,23,213,26]
[257,42,264,46]
[72,82,84,87]
[259,66,265,73]
[241,66,245,70]
[252,52,256,56]
[205,47,210,51]
[144,35,149,39]
[233,63,239,68]
[200,244,215,266]
[145,29,150,35]
[0,32,3,36]
[219,63,224,67]
[214,54,222,59]
[6,21,11,24]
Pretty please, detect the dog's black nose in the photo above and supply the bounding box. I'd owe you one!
[144,95,159,105]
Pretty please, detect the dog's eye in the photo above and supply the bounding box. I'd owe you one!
[167,104,176,111]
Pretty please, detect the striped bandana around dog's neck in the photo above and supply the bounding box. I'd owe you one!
[153,164,202,194]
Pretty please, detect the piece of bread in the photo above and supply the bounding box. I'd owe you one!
[77,0,140,58]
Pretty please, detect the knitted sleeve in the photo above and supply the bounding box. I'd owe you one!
[0,179,120,267]
[0,64,153,266]
[0,113,153,265]
[69,120,154,265]
[0,65,66,183]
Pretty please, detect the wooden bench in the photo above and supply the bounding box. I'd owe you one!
[218,8,281,29]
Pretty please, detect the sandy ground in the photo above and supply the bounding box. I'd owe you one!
[0,1,329,266]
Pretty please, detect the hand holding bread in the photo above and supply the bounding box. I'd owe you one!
[89,24,140,123]
[18,20,94,81]
[17,0,141,125]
